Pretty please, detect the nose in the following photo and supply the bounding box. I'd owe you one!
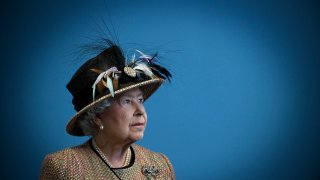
[133,100,145,116]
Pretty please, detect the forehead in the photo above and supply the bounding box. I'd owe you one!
[118,88,143,98]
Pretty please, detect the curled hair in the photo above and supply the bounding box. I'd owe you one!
[77,99,111,136]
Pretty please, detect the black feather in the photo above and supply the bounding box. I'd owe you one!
[151,68,167,80]
[150,52,158,62]
[151,64,172,82]
[152,64,172,77]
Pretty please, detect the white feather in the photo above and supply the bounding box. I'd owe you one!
[106,76,114,97]
[136,49,151,59]
[92,72,106,100]
[131,54,136,63]
[92,67,118,100]
[133,63,154,77]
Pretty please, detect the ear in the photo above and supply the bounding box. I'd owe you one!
[93,117,103,127]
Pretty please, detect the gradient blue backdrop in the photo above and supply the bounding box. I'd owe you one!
[2,0,320,179]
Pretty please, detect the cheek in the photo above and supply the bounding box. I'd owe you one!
[116,110,134,126]
[144,113,148,122]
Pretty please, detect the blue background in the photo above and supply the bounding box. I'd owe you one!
[2,0,319,179]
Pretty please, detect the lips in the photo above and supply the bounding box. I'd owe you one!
[131,122,145,127]
[130,122,146,129]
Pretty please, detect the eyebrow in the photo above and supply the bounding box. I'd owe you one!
[121,92,144,98]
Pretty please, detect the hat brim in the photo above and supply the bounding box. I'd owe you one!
[66,78,164,136]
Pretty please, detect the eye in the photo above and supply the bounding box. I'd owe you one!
[123,98,132,104]
[138,97,144,104]
[118,96,132,106]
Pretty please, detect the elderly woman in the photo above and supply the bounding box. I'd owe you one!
[40,42,175,179]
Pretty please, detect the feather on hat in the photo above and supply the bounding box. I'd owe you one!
[66,41,171,136]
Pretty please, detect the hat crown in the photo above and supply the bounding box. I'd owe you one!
[65,42,172,136]
[67,45,125,111]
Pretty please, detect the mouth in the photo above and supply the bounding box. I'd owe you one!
[130,122,145,128]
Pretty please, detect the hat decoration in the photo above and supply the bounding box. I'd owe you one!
[66,43,172,136]
[90,49,172,101]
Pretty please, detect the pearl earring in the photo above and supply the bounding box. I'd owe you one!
[99,125,104,130]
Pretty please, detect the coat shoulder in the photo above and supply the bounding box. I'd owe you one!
[40,142,90,179]
[132,144,175,179]
[132,144,171,162]
[46,143,88,159]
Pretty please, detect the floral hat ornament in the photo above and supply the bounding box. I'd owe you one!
[66,42,172,136]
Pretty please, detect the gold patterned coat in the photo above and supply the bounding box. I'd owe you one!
[40,141,175,180]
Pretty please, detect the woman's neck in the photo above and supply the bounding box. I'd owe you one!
[92,137,132,168]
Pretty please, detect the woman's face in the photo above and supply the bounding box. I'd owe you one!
[98,88,147,144]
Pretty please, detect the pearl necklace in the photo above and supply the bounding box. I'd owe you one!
[92,140,131,168]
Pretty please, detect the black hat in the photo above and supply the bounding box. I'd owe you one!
[66,43,171,136]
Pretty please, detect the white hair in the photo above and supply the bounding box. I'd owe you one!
[77,99,111,136]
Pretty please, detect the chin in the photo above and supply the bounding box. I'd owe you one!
[130,132,144,142]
